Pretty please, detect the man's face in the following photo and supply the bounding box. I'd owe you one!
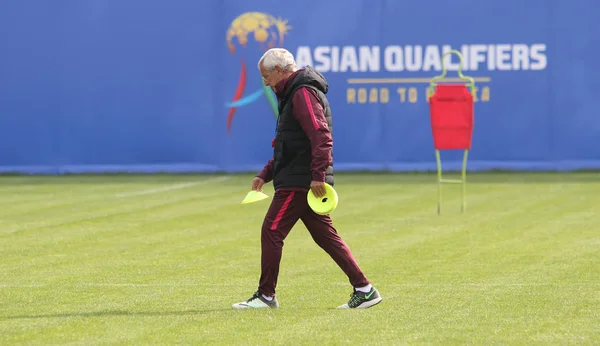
[259,63,285,92]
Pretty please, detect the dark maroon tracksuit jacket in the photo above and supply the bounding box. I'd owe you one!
[255,66,370,296]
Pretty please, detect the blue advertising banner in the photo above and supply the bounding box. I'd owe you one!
[0,0,598,174]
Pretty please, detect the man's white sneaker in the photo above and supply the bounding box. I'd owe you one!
[337,287,382,309]
[232,291,279,309]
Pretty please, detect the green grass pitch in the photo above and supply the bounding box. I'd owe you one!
[1,172,599,345]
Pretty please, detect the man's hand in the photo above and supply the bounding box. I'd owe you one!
[252,177,265,191]
[310,181,326,198]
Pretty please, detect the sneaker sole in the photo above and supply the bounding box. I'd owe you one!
[337,297,383,309]
[231,303,279,309]
[355,297,383,309]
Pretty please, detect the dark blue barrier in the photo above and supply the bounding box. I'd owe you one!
[0,0,598,174]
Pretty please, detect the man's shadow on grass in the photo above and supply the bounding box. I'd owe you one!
[2,309,228,319]
[1,307,331,320]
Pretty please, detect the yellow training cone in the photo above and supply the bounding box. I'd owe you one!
[241,190,269,204]
[307,183,339,215]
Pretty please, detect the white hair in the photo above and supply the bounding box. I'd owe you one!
[258,48,297,72]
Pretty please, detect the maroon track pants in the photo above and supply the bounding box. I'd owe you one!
[258,188,370,296]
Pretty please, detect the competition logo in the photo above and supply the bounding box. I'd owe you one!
[294,44,547,105]
[225,12,291,133]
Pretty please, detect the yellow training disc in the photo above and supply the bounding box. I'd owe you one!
[307,183,339,215]
[241,190,269,204]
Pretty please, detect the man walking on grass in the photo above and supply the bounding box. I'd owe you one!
[232,48,382,309]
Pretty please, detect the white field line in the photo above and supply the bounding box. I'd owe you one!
[1,176,233,234]
[115,176,230,198]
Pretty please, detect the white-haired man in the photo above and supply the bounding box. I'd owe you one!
[232,48,382,309]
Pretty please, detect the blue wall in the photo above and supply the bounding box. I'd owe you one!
[0,0,598,174]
